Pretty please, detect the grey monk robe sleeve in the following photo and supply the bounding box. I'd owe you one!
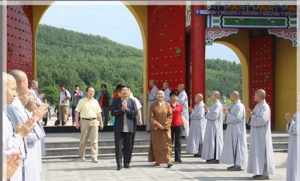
[227,104,244,124]
[250,106,269,128]
[206,104,220,121]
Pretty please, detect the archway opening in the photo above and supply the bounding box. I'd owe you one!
[36,2,145,127]
[205,42,248,106]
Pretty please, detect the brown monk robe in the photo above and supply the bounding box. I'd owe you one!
[148,91,173,167]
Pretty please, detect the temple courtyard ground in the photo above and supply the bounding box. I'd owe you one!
[42,152,287,181]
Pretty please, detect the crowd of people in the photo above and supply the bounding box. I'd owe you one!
[53,83,112,127]
[147,81,298,181]
[3,70,298,181]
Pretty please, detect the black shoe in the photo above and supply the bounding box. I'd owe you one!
[207,160,219,164]
[230,166,242,171]
[174,160,182,163]
[117,165,122,171]
[253,175,270,180]
[206,159,214,164]
[124,164,130,169]
[193,154,201,157]
[227,166,235,171]
[153,163,160,167]
[167,163,173,168]
[54,120,60,126]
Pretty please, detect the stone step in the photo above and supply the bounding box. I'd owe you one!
[45,139,149,148]
[44,142,288,158]
[43,147,288,161]
[43,132,289,160]
[45,136,288,148]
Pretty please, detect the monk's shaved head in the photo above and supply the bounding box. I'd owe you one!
[212,91,221,99]
[3,72,18,104]
[194,93,203,103]
[195,93,203,99]
[177,83,185,91]
[9,69,27,82]
[231,91,240,97]
[256,89,266,99]
[210,90,221,102]
[9,69,29,95]
[230,90,240,102]
[3,72,15,85]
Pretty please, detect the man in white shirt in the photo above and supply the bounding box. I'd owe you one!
[58,84,71,126]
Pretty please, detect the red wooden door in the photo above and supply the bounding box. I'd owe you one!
[7,6,33,80]
[249,36,274,128]
[148,5,186,90]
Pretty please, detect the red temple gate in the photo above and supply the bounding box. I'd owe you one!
[7,6,34,80]
[249,35,275,127]
[147,5,186,90]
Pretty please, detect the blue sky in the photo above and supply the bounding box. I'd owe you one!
[40,2,239,63]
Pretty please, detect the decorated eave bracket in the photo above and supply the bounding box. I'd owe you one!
[268,28,297,47]
[205,28,239,45]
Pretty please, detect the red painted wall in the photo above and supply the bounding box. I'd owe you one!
[249,36,274,128]
[7,6,33,80]
[147,5,186,90]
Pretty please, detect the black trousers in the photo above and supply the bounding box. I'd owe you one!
[102,107,110,127]
[171,126,182,162]
[114,131,135,167]
[71,106,76,123]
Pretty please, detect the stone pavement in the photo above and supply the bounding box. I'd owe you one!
[42,152,287,181]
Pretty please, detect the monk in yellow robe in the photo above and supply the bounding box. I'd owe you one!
[148,90,173,168]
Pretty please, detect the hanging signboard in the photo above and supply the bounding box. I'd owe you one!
[196,5,296,17]
[207,15,296,29]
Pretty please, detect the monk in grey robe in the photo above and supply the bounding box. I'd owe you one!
[8,70,48,181]
[177,84,189,137]
[221,91,248,171]
[247,89,275,180]
[286,112,299,181]
[202,91,223,163]
[3,72,22,181]
[187,93,206,157]
[3,72,42,181]
[148,90,173,168]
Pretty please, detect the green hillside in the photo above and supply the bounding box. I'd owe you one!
[206,58,242,98]
[37,25,241,105]
[37,25,143,104]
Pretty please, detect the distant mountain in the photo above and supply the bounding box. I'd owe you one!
[37,24,241,104]
[37,24,143,104]
[206,58,242,98]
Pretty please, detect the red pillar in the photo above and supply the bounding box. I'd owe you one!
[190,5,206,104]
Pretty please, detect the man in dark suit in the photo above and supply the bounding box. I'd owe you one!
[111,85,138,170]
